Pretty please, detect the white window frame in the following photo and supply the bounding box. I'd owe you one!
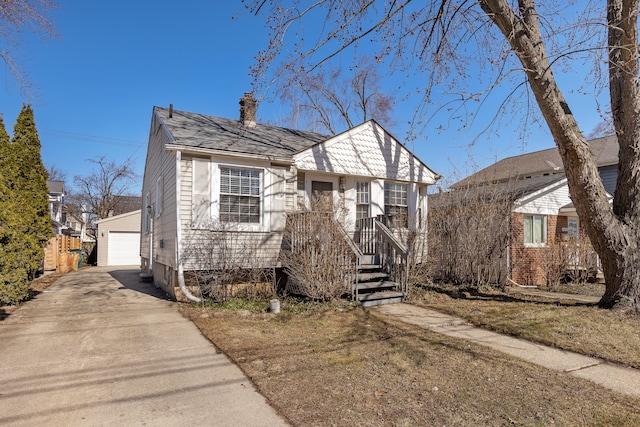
[218,166,262,225]
[384,182,408,228]
[144,192,151,233]
[567,217,579,238]
[356,181,370,219]
[155,176,163,217]
[524,214,547,246]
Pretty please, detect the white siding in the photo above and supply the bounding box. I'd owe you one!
[294,121,438,185]
[140,111,178,269]
[96,210,142,267]
[513,181,572,215]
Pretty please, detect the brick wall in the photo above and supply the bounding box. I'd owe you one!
[510,213,567,286]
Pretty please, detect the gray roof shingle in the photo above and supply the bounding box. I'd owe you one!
[452,135,618,188]
[154,106,328,159]
[431,174,566,208]
[47,180,64,194]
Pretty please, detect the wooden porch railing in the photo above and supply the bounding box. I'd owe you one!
[283,211,362,300]
[355,215,409,294]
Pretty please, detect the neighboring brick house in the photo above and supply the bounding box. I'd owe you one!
[448,137,617,286]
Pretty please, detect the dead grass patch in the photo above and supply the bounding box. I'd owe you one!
[181,302,640,426]
[411,284,640,368]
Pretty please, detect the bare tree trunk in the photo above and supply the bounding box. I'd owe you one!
[480,0,640,311]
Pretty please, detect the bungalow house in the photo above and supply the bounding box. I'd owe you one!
[446,136,616,286]
[140,94,439,305]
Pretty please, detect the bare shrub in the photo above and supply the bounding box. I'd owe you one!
[541,234,600,286]
[280,196,358,301]
[182,221,274,302]
[428,184,513,287]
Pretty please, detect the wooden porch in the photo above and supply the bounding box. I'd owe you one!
[282,212,409,306]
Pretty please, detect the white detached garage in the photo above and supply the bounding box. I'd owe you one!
[96,210,142,266]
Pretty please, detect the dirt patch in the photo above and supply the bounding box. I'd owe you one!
[181,302,640,426]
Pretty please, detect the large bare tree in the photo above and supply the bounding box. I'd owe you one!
[73,156,138,221]
[0,0,57,93]
[277,58,395,134]
[248,0,640,311]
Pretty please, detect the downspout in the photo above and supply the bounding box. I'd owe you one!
[175,150,201,303]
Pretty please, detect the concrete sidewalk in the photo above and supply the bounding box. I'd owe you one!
[373,303,640,398]
[0,267,287,426]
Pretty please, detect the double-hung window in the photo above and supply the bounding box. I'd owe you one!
[356,181,370,219]
[384,182,408,228]
[524,215,546,245]
[219,167,261,223]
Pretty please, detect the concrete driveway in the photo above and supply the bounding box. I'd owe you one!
[0,267,287,426]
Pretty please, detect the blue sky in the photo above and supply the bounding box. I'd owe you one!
[0,1,609,193]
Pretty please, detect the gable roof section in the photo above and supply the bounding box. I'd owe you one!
[430,174,566,209]
[154,106,327,159]
[95,209,141,225]
[294,120,439,184]
[47,180,64,194]
[452,135,618,188]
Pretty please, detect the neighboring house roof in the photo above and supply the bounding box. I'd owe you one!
[154,106,328,159]
[95,209,141,225]
[452,135,618,188]
[430,174,566,209]
[111,195,142,216]
[47,180,65,195]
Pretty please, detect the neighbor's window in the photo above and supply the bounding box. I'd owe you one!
[219,167,261,223]
[567,217,579,238]
[384,182,408,228]
[524,215,546,245]
[356,181,370,219]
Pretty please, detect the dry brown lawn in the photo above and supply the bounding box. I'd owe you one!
[181,297,640,426]
[9,272,640,425]
[410,284,640,368]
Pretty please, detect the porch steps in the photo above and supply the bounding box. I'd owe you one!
[356,262,404,307]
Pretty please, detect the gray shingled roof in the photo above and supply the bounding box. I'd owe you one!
[431,174,566,208]
[452,135,618,188]
[46,180,64,194]
[155,106,328,158]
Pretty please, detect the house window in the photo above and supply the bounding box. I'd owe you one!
[356,181,370,219]
[567,217,579,238]
[384,182,408,228]
[155,176,163,217]
[144,193,151,233]
[219,167,261,223]
[524,215,546,245]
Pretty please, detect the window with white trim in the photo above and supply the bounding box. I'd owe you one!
[155,176,163,217]
[219,167,261,223]
[524,215,546,245]
[567,217,579,238]
[384,182,408,228]
[144,192,151,233]
[356,181,370,219]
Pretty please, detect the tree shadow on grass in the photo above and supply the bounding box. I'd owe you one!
[416,283,599,307]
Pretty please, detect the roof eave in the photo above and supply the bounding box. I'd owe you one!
[164,143,294,164]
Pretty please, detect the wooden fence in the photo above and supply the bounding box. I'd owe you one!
[44,235,82,273]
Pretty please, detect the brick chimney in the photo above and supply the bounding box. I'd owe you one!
[239,92,257,127]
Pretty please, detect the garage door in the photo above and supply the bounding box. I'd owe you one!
[107,232,141,266]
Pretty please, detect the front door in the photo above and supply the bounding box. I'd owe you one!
[311,181,333,212]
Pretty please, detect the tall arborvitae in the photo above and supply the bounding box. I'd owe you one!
[0,105,52,305]
[0,113,27,304]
